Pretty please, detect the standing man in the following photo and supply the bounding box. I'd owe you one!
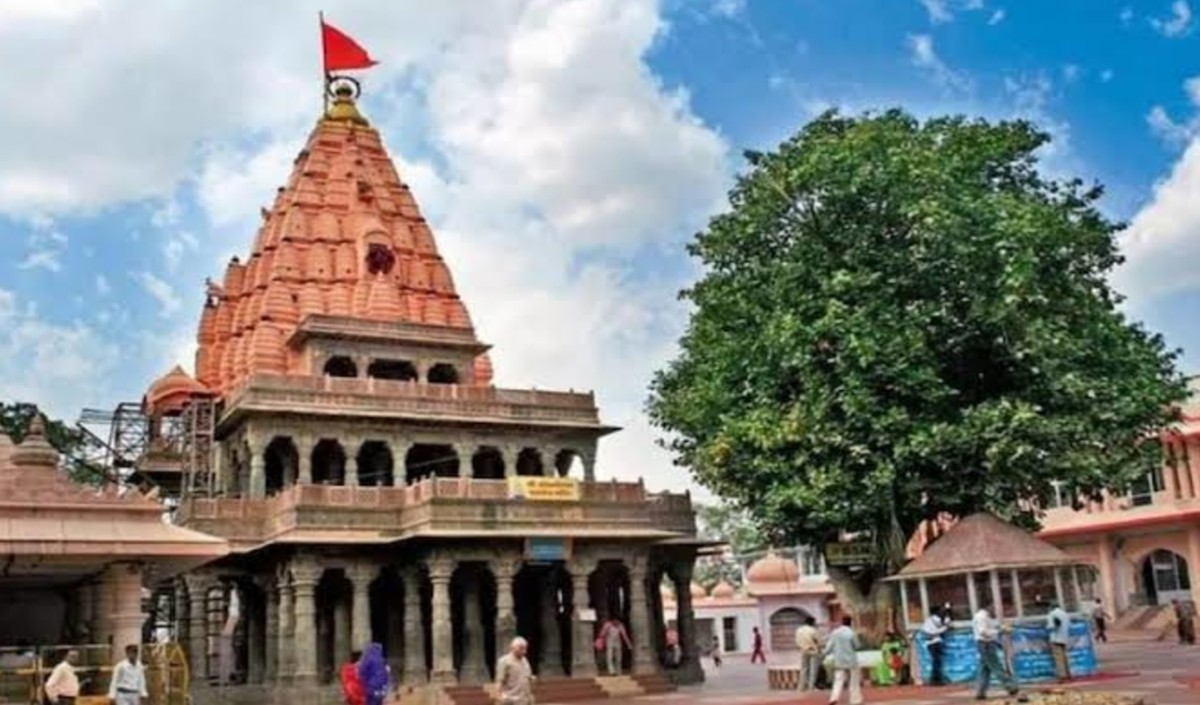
[1172,600,1196,645]
[1086,599,1111,643]
[795,616,822,691]
[107,645,148,705]
[750,626,767,664]
[43,649,81,705]
[972,605,1018,701]
[599,618,632,675]
[921,607,948,686]
[495,637,534,705]
[1046,602,1072,682]
[823,616,862,705]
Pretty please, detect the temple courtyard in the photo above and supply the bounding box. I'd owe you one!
[592,640,1200,705]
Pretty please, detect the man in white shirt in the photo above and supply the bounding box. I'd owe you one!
[972,607,1018,701]
[44,649,81,704]
[921,607,948,685]
[108,644,148,705]
[823,616,861,705]
[495,637,534,705]
[794,616,822,691]
[1046,603,1072,682]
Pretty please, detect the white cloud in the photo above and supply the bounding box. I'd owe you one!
[95,274,111,296]
[1101,69,1114,83]
[1120,6,1135,25]
[1151,0,1193,37]
[1062,64,1081,83]
[134,271,182,316]
[906,34,972,93]
[917,0,990,23]
[17,216,68,272]
[1147,75,1200,145]
[919,0,953,23]
[708,0,746,19]
[989,8,1006,24]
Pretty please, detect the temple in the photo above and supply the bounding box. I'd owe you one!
[138,84,702,704]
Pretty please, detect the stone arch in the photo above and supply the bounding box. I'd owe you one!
[323,356,358,378]
[356,441,394,486]
[554,450,582,478]
[316,568,352,684]
[368,359,418,381]
[312,439,346,485]
[768,607,812,652]
[472,447,505,480]
[450,562,496,684]
[516,448,543,477]
[264,437,299,495]
[427,363,460,385]
[369,570,404,673]
[1139,548,1192,606]
[405,444,459,483]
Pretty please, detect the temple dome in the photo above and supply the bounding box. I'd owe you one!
[747,552,799,584]
[690,582,707,599]
[145,365,210,416]
[711,581,736,599]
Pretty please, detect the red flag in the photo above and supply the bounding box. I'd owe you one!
[321,19,377,72]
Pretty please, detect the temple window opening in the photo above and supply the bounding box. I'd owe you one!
[367,358,417,381]
[264,437,299,495]
[471,446,505,480]
[365,242,396,275]
[427,363,459,385]
[312,439,347,485]
[405,444,459,483]
[324,356,358,378]
[554,449,581,478]
[516,448,544,476]
[356,441,394,486]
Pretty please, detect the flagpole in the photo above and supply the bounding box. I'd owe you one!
[318,11,328,116]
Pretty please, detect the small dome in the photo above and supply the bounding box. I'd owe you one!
[10,415,59,468]
[145,365,210,416]
[747,552,800,584]
[690,582,707,599]
[711,581,736,599]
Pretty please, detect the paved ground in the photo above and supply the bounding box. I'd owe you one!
[602,640,1200,705]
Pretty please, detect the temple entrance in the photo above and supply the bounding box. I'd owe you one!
[450,563,495,684]
[1141,549,1192,605]
[316,569,352,684]
[768,607,809,651]
[369,570,404,674]
[592,561,632,674]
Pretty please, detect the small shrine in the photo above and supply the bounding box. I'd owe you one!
[889,513,1099,684]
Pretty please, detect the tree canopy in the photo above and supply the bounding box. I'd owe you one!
[693,502,767,588]
[648,110,1186,605]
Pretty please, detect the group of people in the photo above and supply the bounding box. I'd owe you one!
[336,644,392,705]
[38,644,148,704]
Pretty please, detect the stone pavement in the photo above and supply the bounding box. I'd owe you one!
[580,641,1200,705]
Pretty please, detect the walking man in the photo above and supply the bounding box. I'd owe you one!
[599,618,632,675]
[1086,599,1110,643]
[921,606,948,685]
[824,616,862,705]
[1047,601,1072,682]
[107,645,148,705]
[795,616,822,691]
[973,605,1019,701]
[43,649,81,705]
[750,626,767,664]
[495,637,534,705]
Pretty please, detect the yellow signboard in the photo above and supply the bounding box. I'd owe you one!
[507,476,581,502]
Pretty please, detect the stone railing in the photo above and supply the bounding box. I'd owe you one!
[176,478,695,544]
[1040,488,1200,536]
[222,374,605,426]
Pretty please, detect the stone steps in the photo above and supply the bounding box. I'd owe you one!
[631,673,677,695]
[425,673,675,705]
[596,675,644,697]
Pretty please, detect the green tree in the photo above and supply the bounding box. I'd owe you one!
[0,402,105,485]
[648,110,1186,637]
[694,502,768,588]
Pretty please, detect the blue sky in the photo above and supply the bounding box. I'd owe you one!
[2,0,1199,493]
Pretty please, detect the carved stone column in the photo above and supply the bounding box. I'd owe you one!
[184,574,213,685]
[454,442,475,478]
[297,434,314,485]
[672,560,703,683]
[345,435,361,486]
[104,562,146,656]
[291,561,322,686]
[349,562,375,652]
[543,447,560,477]
[568,559,598,678]
[539,568,564,677]
[628,557,655,675]
[263,579,279,682]
[401,567,427,684]
[276,574,294,684]
[247,432,266,499]
[392,440,413,486]
[460,571,488,684]
[501,445,521,478]
[580,449,596,482]
[490,557,519,659]
[429,557,456,684]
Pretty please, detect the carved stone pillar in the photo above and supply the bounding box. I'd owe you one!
[401,567,427,684]
[539,568,564,677]
[297,434,314,485]
[291,561,322,685]
[568,559,598,678]
[345,436,361,486]
[429,558,456,684]
[247,433,266,499]
[276,575,294,684]
[247,591,264,684]
[263,580,279,682]
[580,449,596,482]
[490,558,519,659]
[349,563,375,652]
[454,442,475,478]
[184,574,213,685]
[628,557,655,674]
[103,562,145,656]
[501,445,520,478]
[673,560,703,683]
[543,447,560,477]
[392,440,413,486]
[460,572,488,684]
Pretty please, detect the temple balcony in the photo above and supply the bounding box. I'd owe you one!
[221,374,616,431]
[174,478,696,550]
[1039,467,1200,539]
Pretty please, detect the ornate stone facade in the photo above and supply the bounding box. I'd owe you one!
[158,87,701,703]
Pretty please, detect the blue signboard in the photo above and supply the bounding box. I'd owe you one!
[527,537,569,562]
[913,620,1097,685]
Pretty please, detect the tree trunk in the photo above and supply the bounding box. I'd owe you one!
[825,567,897,647]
